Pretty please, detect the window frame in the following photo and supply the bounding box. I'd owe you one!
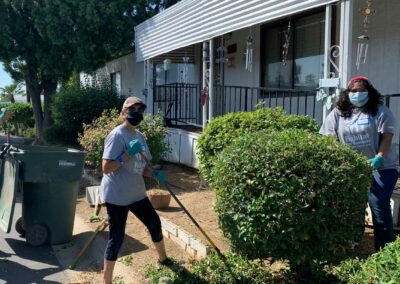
[260,8,326,91]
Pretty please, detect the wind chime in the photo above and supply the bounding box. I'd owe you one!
[182,55,190,84]
[356,0,375,70]
[245,30,253,72]
[182,55,190,105]
[216,37,228,84]
[282,19,292,66]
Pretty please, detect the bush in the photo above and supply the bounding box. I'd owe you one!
[47,78,123,145]
[143,253,288,284]
[79,110,169,172]
[139,112,170,164]
[197,108,319,183]
[336,237,400,283]
[79,109,121,171]
[6,102,35,136]
[211,129,371,275]
[42,124,78,146]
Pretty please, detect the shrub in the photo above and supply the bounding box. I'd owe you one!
[336,237,400,283]
[143,253,288,284]
[139,112,170,164]
[48,78,124,145]
[79,110,169,172]
[42,124,77,146]
[197,108,319,183]
[6,102,35,136]
[211,129,371,275]
[79,109,121,171]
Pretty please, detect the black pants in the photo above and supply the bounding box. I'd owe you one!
[104,197,163,261]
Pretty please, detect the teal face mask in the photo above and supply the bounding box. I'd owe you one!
[349,91,369,107]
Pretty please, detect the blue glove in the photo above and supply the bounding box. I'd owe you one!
[0,108,7,120]
[153,170,166,186]
[368,154,384,170]
[126,139,143,157]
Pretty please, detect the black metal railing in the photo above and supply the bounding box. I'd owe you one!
[153,83,322,125]
[154,83,400,129]
[153,83,202,126]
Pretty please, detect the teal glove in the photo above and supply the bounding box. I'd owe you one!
[126,139,143,157]
[368,154,384,170]
[0,108,7,120]
[153,170,166,186]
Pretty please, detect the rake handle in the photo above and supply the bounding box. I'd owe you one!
[139,152,225,260]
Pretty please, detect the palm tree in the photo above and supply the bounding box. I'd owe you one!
[0,81,25,103]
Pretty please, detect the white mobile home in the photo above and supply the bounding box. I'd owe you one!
[102,0,400,168]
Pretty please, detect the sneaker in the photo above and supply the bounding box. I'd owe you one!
[157,257,174,267]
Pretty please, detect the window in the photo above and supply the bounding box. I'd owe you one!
[262,12,325,90]
[110,71,121,95]
[155,63,196,85]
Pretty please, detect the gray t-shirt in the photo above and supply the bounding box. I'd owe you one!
[320,105,398,170]
[100,124,152,206]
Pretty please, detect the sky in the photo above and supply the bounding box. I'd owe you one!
[0,62,13,88]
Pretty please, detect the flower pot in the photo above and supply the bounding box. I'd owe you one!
[147,189,171,209]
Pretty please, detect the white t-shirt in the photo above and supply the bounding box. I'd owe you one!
[320,104,398,170]
[100,124,152,205]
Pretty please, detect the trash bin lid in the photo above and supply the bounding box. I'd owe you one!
[0,158,20,233]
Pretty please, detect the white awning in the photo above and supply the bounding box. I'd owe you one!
[135,0,339,62]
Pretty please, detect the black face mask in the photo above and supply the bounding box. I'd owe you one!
[127,112,143,126]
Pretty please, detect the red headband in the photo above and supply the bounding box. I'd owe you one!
[348,76,369,86]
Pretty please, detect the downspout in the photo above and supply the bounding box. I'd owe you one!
[339,0,353,89]
[322,4,332,121]
[202,41,208,130]
[208,38,214,122]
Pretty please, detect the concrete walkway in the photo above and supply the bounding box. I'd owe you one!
[0,197,108,284]
[0,200,69,284]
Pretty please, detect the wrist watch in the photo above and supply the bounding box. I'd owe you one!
[116,154,125,165]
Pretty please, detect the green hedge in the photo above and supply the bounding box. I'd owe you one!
[211,129,371,275]
[79,110,169,172]
[197,108,319,183]
[336,237,400,283]
[7,102,34,126]
[44,81,123,145]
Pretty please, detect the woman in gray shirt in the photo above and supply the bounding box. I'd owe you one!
[101,97,170,284]
[320,76,398,251]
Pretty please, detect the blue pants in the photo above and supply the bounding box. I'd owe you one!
[104,197,163,261]
[368,169,398,251]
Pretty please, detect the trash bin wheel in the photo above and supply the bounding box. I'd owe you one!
[15,217,25,236]
[26,224,48,246]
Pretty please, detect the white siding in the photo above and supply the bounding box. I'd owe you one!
[223,25,261,88]
[165,128,200,168]
[135,0,339,62]
[104,53,145,100]
[350,0,400,147]
[80,53,148,111]
[350,0,400,94]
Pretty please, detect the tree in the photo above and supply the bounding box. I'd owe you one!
[0,0,160,141]
[0,81,24,103]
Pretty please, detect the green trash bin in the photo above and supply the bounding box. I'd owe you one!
[4,144,85,246]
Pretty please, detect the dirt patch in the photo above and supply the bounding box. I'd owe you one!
[74,162,379,283]
[74,162,229,283]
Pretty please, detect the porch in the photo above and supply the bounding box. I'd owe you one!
[154,82,400,169]
[153,83,322,127]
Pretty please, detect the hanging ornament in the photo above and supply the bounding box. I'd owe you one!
[163,58,172,71]
[245,35,253,72]
[216,46,228,64]
[182,56,190,84]
[362,0,375,34]
[282,20,292,66]
[356,35,369,70]
[356,0,375,70]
